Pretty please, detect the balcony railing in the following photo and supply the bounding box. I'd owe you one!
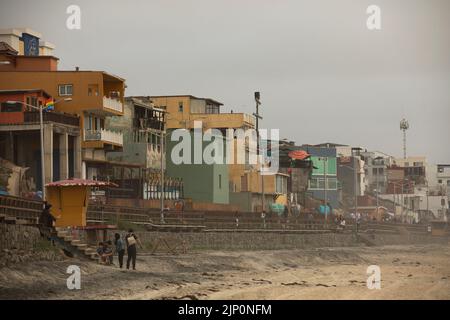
[103,96,123,113]
[84,129,123,146]
[189,113,256,129]
[23,111,80,127]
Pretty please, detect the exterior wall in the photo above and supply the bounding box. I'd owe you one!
[0,223,41,252]
[108,230,446,251]
[0,71,124,116]
[394,156,427,167]
[360,151,394,194]
[166,130,229,204]
[0,91,48,124]
[151,96,254,130]
[106,100,162,169]
[301,146,339,208]
[0,55,58,71]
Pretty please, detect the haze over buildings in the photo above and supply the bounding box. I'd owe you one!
[0,0,449,164]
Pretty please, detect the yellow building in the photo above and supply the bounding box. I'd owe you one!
[150,95,255,130]
[150,95,287,212]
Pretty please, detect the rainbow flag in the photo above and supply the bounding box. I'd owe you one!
[44,99,54,111]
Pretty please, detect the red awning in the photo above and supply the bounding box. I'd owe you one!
[46,178,118,187]
[288,150,310,160]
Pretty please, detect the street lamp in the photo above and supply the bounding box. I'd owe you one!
[5,97,72,200]
[339,160,359,233]
[253,92,265,214]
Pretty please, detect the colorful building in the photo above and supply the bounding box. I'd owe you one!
[0,41,126,182]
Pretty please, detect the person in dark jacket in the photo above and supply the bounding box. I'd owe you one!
[38,202,57,238]
[125,229,143,270]
[114,233,125,268]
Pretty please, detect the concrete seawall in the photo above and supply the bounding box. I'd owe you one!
[114,230,449,251]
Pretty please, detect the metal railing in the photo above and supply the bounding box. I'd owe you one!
[23,111,80,126]
[84,129,123,145]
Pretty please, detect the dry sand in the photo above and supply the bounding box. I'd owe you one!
[1,244,449,300]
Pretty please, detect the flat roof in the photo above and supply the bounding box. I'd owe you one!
[149,95,223,106]
[0,70,125,82]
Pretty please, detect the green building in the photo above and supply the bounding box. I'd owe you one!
[166,129,229,204]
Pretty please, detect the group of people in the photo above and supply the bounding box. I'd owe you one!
[97,229,143,270]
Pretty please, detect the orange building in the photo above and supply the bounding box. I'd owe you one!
[0,39,126,185]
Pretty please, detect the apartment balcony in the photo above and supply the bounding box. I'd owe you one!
[103,96,123,114]
[24,111,80,127]
[84,129,123,148]
[0,111,80,127]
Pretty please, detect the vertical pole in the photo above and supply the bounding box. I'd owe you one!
[160,130,165,223]
[403,129,406,159]
[324,157,327,224]
[354,156,358,226]
[401,183,404,223]
[256,100,265,213]
[40,106,46,201]
[426,180,429,223]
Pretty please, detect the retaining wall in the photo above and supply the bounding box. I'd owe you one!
[110,230,449,251]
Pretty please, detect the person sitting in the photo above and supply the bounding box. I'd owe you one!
[96,242,113,265]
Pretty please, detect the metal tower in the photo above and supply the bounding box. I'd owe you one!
[400,118,409,159]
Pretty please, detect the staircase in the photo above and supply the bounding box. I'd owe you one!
[47,228,99,261]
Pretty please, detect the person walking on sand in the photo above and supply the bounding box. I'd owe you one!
[114,233,125,269]
[125,228,143,270]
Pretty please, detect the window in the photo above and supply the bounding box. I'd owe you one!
[1,102,22,112]
[218,174,222,189]
[438,179,442,184]
[276,175,286,194]
[88,84,99,97]
[206,104,220,114]
[447,180,450,187]
[58,84,73,96]
[178,102,183,113]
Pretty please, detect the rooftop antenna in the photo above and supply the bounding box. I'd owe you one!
[400,118,409,159]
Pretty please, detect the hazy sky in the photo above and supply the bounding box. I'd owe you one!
[1,0,449,163]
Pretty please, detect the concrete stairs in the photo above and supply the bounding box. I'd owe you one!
[51,228,99,261]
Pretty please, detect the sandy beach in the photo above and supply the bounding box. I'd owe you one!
[1,243,449,300]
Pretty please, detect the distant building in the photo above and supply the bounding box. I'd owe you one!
[300,145,339,209]
[393,156,427,186]
[360,150,394,194]
[0,28,55,56]
[105,97,182,200]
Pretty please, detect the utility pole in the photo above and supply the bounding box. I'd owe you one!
[253,92,264,213]
[354,156,358,222]
[159,112,166,224]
